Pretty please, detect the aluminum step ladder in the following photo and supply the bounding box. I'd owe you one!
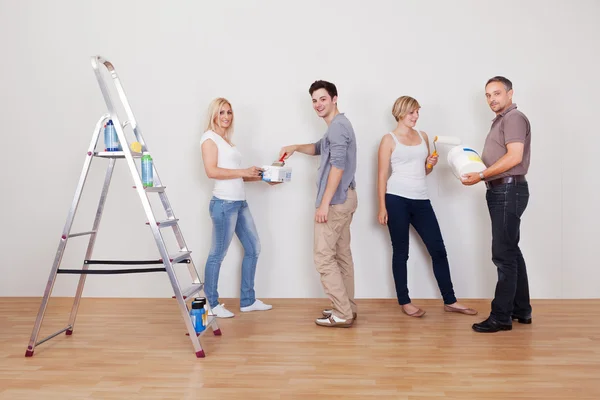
[25,55,221,358]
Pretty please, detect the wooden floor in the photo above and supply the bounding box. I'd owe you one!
[1,298,600,399]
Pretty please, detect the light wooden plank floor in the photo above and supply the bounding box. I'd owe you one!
[1,298,599,399]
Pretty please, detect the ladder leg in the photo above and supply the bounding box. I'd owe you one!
[26,117,106,357]
[166,261,206,357]
[154,167,220,340]
[206,298,221,336]
[66,158,116,334]
[25,238,68,357]
[125,139,209,356]
[157,193,219,338]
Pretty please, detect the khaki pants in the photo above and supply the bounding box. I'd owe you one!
[314,188,358,320]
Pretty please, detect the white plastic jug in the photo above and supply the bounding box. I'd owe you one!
[447,146,486,179]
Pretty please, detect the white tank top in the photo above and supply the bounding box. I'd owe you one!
[200,130,245,201]
[386,130,429,200]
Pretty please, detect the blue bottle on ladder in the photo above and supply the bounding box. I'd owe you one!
[190,301,206,334]
[103,120,120,151]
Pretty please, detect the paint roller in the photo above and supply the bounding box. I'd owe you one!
[426,136,462,169]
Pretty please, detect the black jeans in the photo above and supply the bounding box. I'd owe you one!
[385,194,457,305]
[486,181,531,324]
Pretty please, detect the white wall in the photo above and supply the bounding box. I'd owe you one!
[1,0,598,300]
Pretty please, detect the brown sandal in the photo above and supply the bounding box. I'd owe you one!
[402,306,426,318]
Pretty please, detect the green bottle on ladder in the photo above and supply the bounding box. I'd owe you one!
[141,152,153,187]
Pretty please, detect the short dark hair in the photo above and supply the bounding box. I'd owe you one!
[486,76,513,92]
[309,80,338,98]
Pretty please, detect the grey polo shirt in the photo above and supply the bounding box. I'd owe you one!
[313,113,357,208]
[481,103,531,179]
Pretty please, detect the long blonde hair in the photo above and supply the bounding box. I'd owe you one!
[204,97,234,141]
[392,96,421,122]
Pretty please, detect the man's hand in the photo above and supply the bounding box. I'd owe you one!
[315,204,329,223]
[279,145,297,160]
[461,172,482,186]
[265,181,281,186]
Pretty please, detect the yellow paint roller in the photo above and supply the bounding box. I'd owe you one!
[427,136,462,169]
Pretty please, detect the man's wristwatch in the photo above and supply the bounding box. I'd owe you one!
[479,172,485,181]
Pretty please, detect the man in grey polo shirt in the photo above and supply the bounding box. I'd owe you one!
[280,80,358,328]
[462,76,532,333]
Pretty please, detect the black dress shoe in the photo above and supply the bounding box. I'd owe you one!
[472,317,512,333]
[511,315,532,324]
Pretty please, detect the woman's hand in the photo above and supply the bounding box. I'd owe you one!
[243,166,263,179]
[426,154,439,168]
[378,208,388,225]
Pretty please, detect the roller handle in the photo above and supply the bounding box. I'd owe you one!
[426,150,438,169]
[427,137,439,169]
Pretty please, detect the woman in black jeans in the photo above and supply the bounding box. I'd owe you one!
[377,96,477,317]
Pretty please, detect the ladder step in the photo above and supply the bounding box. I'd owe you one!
[67,231,96,238]
[146,218,179,228]
[145,186,165,192]
[168,251,191,264]
[94,151,142,158]
[180,283,203,299]
[132,185,166,192]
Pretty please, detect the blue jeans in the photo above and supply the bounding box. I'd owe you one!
[385,194,457,305]
[487,182,531,324]
[204,197,261,308]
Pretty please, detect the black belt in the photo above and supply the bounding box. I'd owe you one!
[485,175,526,189]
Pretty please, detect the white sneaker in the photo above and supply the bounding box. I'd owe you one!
[315,314,353,328]
[240,299,273,312]
[211,304,234,318]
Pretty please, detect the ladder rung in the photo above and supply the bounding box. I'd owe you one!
[146,219,179,228]
[168,251,191,264]
[68,231,96,238]
[185,316,217,337]
[36,326,73,346]
[145,186,165,192]
[94,151,142,158]
[180,284,203,299]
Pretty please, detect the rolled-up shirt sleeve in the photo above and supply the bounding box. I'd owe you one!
[328,122,349,170]
[313,139,322,156]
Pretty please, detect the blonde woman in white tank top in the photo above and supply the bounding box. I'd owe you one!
[199,98,278,318]
[377,96,477,318]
